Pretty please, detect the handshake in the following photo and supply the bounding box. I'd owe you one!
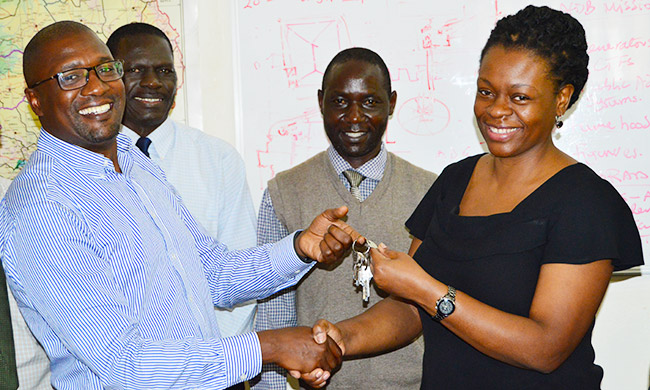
[258,320,344,388]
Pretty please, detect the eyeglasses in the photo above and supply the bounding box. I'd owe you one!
[28,60,124,90]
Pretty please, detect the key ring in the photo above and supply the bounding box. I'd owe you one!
[352,238,371,257]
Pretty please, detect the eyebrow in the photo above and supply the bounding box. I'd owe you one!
[327,88,381,95]
[477,78,535,89]
[59,56,114,72]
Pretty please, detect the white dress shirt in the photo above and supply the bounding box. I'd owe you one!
[121,119,258,338]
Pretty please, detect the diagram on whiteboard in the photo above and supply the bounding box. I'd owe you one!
[397,96,450,136]
[281,17,352,89]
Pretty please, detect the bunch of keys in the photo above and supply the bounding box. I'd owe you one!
[352,238,378,302]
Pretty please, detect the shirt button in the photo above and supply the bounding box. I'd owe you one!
[240,374,246,381]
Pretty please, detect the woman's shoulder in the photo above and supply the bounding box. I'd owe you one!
[438,154,485,182]
[540,163,643,271]
[546,163,625,207]
[446,153,484,171]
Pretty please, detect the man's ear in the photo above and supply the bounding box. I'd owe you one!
[317,89,324,115]
[24,88,44,117]
[388,91,397,116]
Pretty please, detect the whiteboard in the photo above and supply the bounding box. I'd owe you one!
[232,0,650,274]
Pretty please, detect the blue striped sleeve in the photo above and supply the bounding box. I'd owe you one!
[171,191,314,308]
[8,200,245,389]
[221,332,263,385]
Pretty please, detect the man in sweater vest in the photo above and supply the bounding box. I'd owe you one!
[252,48,436,390]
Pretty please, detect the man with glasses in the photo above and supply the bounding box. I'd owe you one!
[1,20,354,389]
[106,28,258,390]
[0,46,125,390]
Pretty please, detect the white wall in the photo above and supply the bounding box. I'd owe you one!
[196,2,650,389]
[193,1,237,146]
[594,274,650,390]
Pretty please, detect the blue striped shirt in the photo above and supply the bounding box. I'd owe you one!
[121,119,259,339]
[0,130,313,389]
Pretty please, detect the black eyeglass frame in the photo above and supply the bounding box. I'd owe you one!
[28,60,124,90]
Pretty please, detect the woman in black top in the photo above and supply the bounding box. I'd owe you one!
[304,5,644,389]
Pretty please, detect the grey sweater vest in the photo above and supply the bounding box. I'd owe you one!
[268,151,436,390]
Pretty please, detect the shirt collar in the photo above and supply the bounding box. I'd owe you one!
[327,144,386,181]
[120,118,175,160]
[36,129,136,177]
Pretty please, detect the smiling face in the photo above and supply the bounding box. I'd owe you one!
[319,60,396,168]
[24,29,125,154]
[474,45,573,159]
[112,34,177,137]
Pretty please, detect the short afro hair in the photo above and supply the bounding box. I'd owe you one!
[106,22,173,57]
[321,47,392,94]
[23,21,95,87]
[480,5,589,109]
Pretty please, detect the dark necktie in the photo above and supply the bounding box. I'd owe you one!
[0,271,19,390]
[135,137,152,158]
[343,169,365,202]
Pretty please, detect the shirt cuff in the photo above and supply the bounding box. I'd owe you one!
[269,232,314,279]
[220,332,262,386]
[292,230,312,263]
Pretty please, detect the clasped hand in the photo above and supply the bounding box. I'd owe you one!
[258,327,342,388]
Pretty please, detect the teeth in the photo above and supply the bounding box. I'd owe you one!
[78,103,110,115]
[346,132,364,138]
[489,126,518,134]
[135,97,162,103]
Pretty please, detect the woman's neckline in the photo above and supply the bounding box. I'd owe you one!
[455,154,582,218]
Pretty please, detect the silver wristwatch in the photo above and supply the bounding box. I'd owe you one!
[433,285,456,322]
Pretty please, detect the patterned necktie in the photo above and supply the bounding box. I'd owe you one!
[343,169,365,202]
[135,137,152,158]
[0,271,19,389]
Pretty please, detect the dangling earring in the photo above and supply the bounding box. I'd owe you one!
[555,115,564,129]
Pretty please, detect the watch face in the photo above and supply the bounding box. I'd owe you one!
[439,298,455,315]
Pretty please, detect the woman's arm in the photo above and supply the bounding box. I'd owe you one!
[371,245,613,373]
[313,295,422,358]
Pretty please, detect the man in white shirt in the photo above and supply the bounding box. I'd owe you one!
[106,24,258,356]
